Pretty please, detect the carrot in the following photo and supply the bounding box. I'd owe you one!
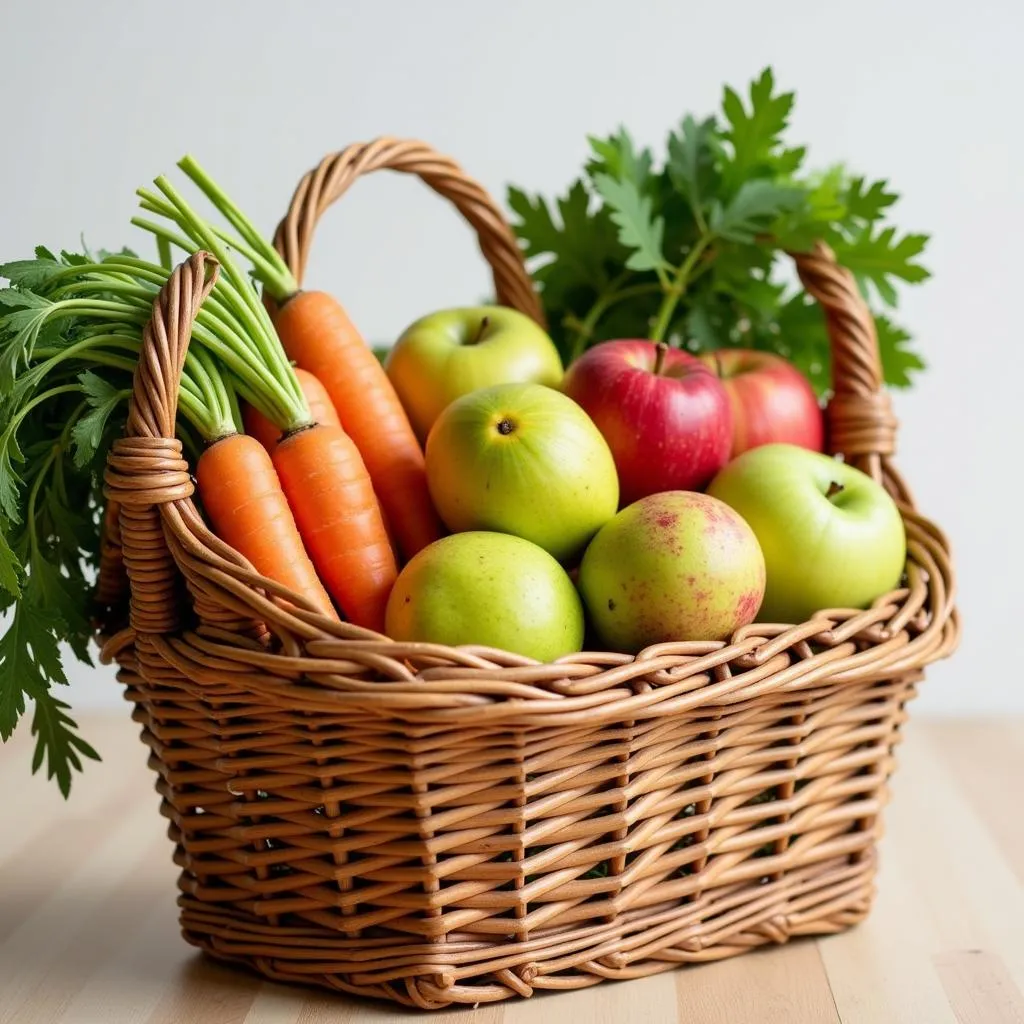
[271,291,444,561]
[196,432,338,620]
[243,367,340,451]
[271,422,397,632]
[143,159,441,565]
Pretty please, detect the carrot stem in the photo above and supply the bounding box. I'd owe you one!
[133,184,308,430]
[177,155,298,300]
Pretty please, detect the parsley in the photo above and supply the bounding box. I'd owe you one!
[507,66,930,391]
[0,251,146,795]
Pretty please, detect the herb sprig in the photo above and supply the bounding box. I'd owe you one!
[507,67,929,393]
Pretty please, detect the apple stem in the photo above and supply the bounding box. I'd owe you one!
[469,316,490,345]
[826,480,845,500]
[653,342,669,376]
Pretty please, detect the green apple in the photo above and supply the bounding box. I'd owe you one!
[707,443,906,622]
[578,491,766,651]
[385,531,584,661]
[385,306,564,442]
[426,382,619,561]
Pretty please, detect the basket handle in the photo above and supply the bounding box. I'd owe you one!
[790,242,899,481]
[271,137,546,327]
[102,252,218,637]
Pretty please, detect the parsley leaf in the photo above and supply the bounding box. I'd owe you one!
[876,314,925,386]
[27,688,100,798]
[26,554,93,665]
[586,128,655,194]
[845,177,899,224]
[835,226,930,306]
[0,600,67,744]
[0,529,20,596]
[508,181,621,295]
[0,257,67,291]
[721,67,795,189]
[70,370,125,468]
[667,116,720,225]
[591,173,668,276]
[711,179,805,243]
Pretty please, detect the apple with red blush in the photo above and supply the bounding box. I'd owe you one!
[561,340,732,505]
[699,349,824,458]
[578,491,766,651]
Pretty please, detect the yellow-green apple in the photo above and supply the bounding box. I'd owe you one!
[578,491,765,651]
[700,349,824,457]
[385,306,563,442]
[385,531,584,660]
[426,382,618,561]
[707,443,906,622]
[561,340,732,505]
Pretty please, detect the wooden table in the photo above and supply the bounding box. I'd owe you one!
[1,713,1021,1024]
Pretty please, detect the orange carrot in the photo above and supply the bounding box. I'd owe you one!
[272,422,397,633]
[272,291,444,560]
[196,433,338,620]
[243,367,341,451]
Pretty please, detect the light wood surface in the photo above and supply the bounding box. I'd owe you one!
[1,713,1021,1024]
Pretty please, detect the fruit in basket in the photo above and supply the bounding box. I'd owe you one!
[386,306,564,442]
[707,444,906,622]
[385,531,584,660]
[578,491,765,651]
[561,340,732,505]
[425,382,618,561]
[699,349,824,457]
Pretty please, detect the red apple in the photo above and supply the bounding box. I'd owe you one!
[700,349,824,458]
[561,340,732,505]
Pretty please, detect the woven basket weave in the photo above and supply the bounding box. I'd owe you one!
[96,138,959,1010]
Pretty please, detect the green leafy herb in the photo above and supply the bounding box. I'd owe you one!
[0,252,158,793]
[507,66,930,392]
[875,314,925,387]
[0,169,316,795]
[834,225,930,306]
[70,370,127,467]
[591,173,668,278]
[721,68,797,188]
[667,116,719,224]
[710,179,805,244]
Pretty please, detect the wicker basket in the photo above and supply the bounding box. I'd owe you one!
[96,138,959,1010]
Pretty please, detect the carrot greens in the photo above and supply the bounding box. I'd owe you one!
[0,177,317,793]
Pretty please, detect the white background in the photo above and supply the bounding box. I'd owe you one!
[2,0,1020,715]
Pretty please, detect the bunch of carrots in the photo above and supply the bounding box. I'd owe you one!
[0,155,454,792]
[142,163,448,631]
[2,157,446,650]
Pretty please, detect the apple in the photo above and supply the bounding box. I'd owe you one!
[561,340,732,505]
[385,531,584,661]
[707,443,906,623]
[385,306,564,442]
[578,491,765,651]
[425,382,618,561]
[700,348,824,458]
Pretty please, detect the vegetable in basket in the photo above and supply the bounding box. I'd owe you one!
[0,165,405,791]
[243,367,340,450]
[134,172,400,631]
[505,67,930,395]
[145,158,444,563]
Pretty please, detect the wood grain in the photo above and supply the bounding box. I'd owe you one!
[934,950,1024,1024]
[1,713,1020,1024]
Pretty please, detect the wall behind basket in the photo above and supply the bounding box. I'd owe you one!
[1,0,1020,716]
